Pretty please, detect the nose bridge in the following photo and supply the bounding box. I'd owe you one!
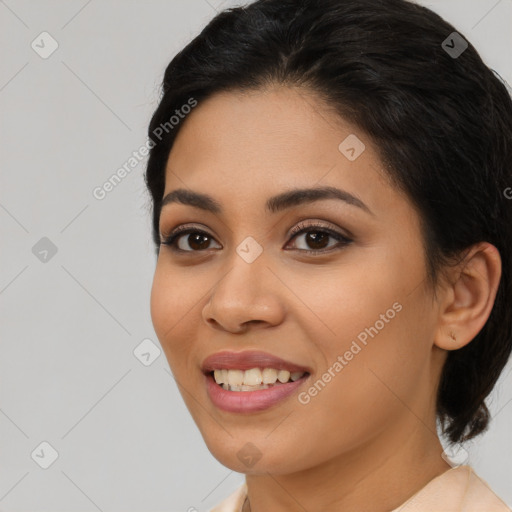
[203,236,285,330]
[217,237,271,302]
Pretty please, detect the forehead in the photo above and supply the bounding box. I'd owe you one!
[163,86,409,220]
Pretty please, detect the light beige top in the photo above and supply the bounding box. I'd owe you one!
[209,465,511,512]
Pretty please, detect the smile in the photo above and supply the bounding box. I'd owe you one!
[204,369,310,413]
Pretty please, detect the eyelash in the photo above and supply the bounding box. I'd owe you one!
[159,221,352,256]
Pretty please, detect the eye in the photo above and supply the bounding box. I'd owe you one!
[159,220,352,255]
[159,225,221,253]
[285,220,352,255]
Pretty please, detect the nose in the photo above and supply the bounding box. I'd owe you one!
[202,252,286,333]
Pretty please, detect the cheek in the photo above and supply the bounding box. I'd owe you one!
[149,265,170,341]
[288,259,399,343]
[149,263,195,363]
[293,315,429,461]
[293,259,432,432]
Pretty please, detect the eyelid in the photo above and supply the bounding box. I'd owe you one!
[160,219,350,239]
[287,218,352,239]
[159,223,213,240]
[160,219,353,254]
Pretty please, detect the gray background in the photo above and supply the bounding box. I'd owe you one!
[0,0,511,510]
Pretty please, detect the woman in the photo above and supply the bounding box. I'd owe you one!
[144,0,512,510]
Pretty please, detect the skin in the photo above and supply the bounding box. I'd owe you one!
[150,85,501,512]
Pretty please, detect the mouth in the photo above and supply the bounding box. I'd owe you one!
[204,368,311,414]
[201,350,312,412]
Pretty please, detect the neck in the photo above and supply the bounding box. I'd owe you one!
[243,421,452,512]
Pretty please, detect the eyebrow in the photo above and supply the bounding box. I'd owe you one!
[160,186,373,216]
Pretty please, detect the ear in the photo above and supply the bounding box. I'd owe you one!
[434,242,502,351]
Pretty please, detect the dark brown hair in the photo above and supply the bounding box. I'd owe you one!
[144,0,512,445]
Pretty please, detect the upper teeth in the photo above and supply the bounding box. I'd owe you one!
[213,368,305,386]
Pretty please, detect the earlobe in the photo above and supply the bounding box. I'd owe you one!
[434,242,501,351]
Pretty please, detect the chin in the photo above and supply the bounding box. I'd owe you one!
[204,434,301,475]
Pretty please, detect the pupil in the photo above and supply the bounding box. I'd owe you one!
[189,234,210,250]
[307,232,328,249]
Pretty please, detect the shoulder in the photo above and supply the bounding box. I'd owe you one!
[209,482,247,512]
[463,466,511,512]
[207,467,511,512]
[393,465,511,512]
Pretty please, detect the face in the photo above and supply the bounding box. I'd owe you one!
[150,86,447,475]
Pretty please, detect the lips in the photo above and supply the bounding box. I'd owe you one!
[201,350,312,374]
